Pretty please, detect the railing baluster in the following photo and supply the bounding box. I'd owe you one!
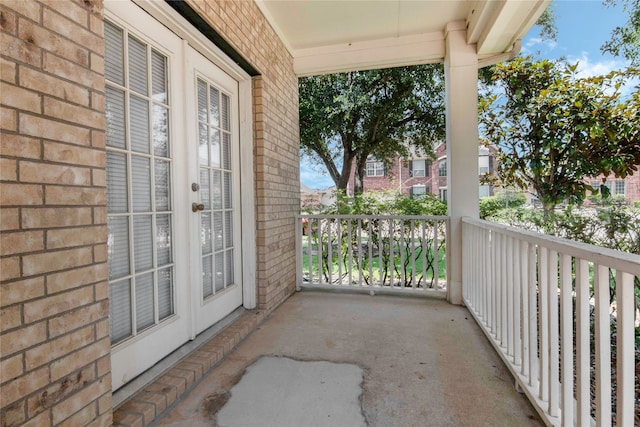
[528,243,538,389]
[594,263,611,426]
[357,218,363,287]
[575,258,590,426]
[501,233,508,349]
[307,218,312,284]
[347,219,353,286]
[318,219,323,285]
[368,219,373,290]
[615,271,634,426]
[539,246,549,402]
[548,249,559,417]
[507,236,514,357]
[296,215,302,291]
[559,253,573,427]
[513,236,521,367]
[400,220,405,288]
[410,220,416,289]
[433,220,439,290]
[421,220,427,289]
[521,241,529,379]
[378,218,383,287]
[337,218,343,285]
[327,218,333,285]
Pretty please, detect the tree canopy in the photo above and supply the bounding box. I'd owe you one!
[480,57,640,213]
[602,0,640,66]
[299,65,445,194]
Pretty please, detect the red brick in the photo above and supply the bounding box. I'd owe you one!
[43,7,102,54]
[22,207,92,229]
[23,285,94,322]
[45,185,106,206]
[19,15,89,66]
[43,97,104,129]
[52,379,107,425]
[0,256,20,281]
[0,277,45,307]
[0,230,44,256]
[20,161,92,186]
[50,337,110,381]
[48,300,108,338]
[0,353,24,384]
[41,0,88,28]
[42,51,103,91]
[0,133,42,159]
[0,32,42,68]
[19,113,90,146]
[19,65,90,106]
[24,324,93,370]
[46,225,105,249]
[0,83,41,113]
[0,320,46,357]
[1,304,22,330]
[2,0,41,22]
[22,247,93,276]
[1,105,17,131]
[0,158,17,181]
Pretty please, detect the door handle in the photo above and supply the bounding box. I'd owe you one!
[192,203,205,212]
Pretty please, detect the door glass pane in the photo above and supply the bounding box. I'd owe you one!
[133,215,153,271]
[158,268,173,319]
[151,50,167,103]
[135,272,155,331]
[105,22,124,85]
[199,124,208,166]
[200,169,210,209]
[110,279,131,344]
[107,152,128,213]
[222,133,230,170]
[225,250,234,287]
[213,212,223,251]
[131,96,150,153]
[223,172,232,209]
[210,129,220,168]
[214,253,224,292]
[128,35,148,95]
[197,80,207,122]
[155,160,170,211]
[201,213,212,254]
[224,211,232,245]
[156,214,172,266]
[153,105,169,157]
[131,156,151,212]
[106,87,126,149]
[209,86,219,126]
[221,94,230,131]
[212,171,222,209]
[108,216,130,280]
[202,256,213,298]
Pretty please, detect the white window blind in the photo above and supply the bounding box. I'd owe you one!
[105,20,175,345]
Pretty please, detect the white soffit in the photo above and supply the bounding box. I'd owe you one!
[255,0,549,76]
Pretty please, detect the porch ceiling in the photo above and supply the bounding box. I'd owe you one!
[255,0,550,76]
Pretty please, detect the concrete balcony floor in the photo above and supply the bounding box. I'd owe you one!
[156,292,542,426]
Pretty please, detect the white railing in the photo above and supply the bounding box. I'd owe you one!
[462,217,640,427]
[296,214,448,296]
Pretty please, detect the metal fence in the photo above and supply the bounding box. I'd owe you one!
[296,214,448,296]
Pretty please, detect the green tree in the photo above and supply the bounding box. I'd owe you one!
[602,0,640,66]
[299,65,445,194]
[480,57,640,214]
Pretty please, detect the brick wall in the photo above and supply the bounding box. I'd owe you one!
[1,0,300,425]
[0,0,111,426]
[185,0,300,310]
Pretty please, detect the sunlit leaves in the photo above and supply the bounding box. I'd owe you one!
[480,57,640,212]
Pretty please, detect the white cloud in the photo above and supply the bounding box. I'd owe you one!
[521,37,558,55]
[300,158,335,190]
[565,52,638,97]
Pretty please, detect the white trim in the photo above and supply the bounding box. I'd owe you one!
[294,32,444,77]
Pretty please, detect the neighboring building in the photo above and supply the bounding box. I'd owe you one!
[349,143,497,200]
[586,172,640,203]
[301,184,336,210]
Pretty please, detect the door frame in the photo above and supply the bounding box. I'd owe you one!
[129,0,257,311]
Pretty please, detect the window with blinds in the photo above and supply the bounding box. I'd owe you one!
[105,20,175,345]
[197,78,235,300]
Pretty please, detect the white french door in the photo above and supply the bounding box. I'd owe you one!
[105,1,245,391]
[187,47,243,335]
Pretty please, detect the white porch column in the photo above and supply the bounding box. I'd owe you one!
[444,21,479,305]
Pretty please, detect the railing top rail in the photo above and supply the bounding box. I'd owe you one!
[297,214,449,221]
[463,216,640,275]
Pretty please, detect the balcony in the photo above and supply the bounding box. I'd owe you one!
[115,213,639,427]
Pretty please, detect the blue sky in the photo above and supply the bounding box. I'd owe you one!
[300,0,632,190]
